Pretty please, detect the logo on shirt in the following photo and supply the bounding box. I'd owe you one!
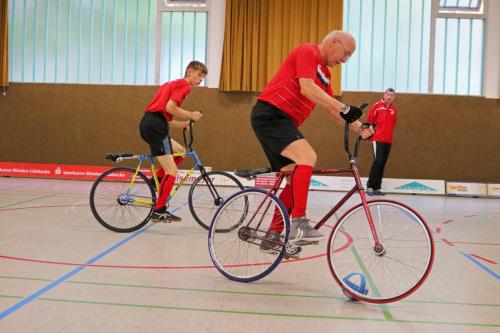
[316,65,329,88]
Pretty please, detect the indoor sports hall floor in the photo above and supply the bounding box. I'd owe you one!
[0,177,499,332]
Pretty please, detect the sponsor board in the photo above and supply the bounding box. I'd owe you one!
[487,183,500,197]
[1,162,450,196]
[0,162,214,185]
[383,179,445,195]
[254,174,446,195]
[0,162,113,180]
[446,182,488,197]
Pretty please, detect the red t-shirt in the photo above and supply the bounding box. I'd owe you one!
[144,79,191,121]
[368,100,398,143]
[258,43,334,127]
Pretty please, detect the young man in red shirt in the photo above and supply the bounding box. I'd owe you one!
[139,61,205,222]
[251,31,374,251]
[366,88,397,196]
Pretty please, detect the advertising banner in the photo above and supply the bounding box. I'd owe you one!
[446,182,488,197]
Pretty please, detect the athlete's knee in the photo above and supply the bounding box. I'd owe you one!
[298,150,317,166]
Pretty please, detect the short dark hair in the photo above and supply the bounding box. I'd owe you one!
[385,87,395,93]
[184,61,208,77]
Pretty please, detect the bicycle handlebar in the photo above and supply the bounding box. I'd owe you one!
[343,102,374,160]
[182,120,195,151]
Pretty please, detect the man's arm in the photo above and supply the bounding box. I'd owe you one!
[299,78,362,132]
[165,100,202,121]
[169,120,189,128]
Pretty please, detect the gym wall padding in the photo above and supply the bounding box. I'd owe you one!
[1,83,499,182]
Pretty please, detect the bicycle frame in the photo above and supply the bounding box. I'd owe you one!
[124,125,221,210]
[123,149,206,207]
[247,120,382,248]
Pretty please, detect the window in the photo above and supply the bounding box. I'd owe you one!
[431,0,485,95]
[342,0,487,96]
[8,0,208,85]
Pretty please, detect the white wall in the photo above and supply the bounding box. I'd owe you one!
[206,0,226,88]
[484,0,500,99]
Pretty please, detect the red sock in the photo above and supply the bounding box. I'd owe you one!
[155,156,183,178]
[154,174,175,210]
[156,167,165,178]
[174,156,185,166]
[269,184,292,233]
[291,165,313,218]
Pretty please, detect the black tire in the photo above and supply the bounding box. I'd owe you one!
[89,167,156,233]
[188,170,245,230]
[208,188,290,282]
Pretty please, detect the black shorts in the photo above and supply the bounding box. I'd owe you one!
[139,112,173,157]
[251,101,304,171]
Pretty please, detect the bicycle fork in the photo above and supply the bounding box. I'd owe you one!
[351,164,384,255]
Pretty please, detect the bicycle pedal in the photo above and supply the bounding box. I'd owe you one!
[284,244,302,259]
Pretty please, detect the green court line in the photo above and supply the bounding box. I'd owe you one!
[349,245,394,321]
[2,275,498,308]
[0,193,59,209]
[0,275,345,301]
[337,216,393,320]
[0,293,498,328]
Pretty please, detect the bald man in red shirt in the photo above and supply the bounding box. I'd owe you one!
[251,31,373,252]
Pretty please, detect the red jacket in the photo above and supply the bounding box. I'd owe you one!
[368,100,397,143]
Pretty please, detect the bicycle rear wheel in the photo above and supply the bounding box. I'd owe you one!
[89,167,155,233]
[188,170,245,231]
[208,188,290,282]
[327,199,434,303]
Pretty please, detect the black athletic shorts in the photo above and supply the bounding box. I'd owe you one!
[251,101,304,171]
[139,112,173,157]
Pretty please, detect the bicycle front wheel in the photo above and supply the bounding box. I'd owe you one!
[188,170,245,230]
[208,188,290,282]
[327,200,434,303]
[89,167,155,233]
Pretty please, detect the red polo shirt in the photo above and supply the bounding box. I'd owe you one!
[145,79,191,121]
[368,100,398,143]
[258,43,334,127]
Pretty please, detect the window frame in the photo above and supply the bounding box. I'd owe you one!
[154,0,210,84]
[428,0,487,93]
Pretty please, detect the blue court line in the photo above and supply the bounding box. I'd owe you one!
[459,251,500,281]
[0,202,187,320]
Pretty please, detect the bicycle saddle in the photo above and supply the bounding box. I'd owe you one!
[105,153,134,161]
[234,168,272,179]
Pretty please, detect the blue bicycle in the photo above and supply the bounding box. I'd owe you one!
[89,122,244,232]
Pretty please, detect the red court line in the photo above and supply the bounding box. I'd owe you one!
[469,254,497,265]
[441,239,454,246]
[443,220,453,224]
[451,241,500,246]
[0,229,353,270]
[0,252,327,270]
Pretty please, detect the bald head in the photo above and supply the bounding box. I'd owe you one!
[319,30,356,67]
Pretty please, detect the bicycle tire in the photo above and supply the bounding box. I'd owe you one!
[327,199,434,303]
[188,170,245,231]
[208,188,290,283]
[89,167,156,233]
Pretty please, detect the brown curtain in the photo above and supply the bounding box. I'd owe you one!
[220,0,343,95]
[0,0,8,88]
